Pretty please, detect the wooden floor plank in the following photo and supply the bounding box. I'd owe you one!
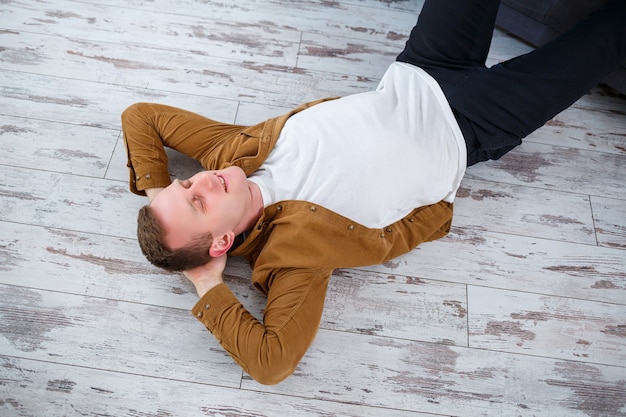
[363,227,626,304]
[0,114,118,177]
[592,195,626,250]
[465,142,626,200]
[468,286,626,366]
[297,31,400,79]
[525,100,626,156]
[0,70,240,128]
[0,165,143,239]
[93,0,422,42]
[0,221,197,308]
[322,268,468,345]
[0,284,244,387]
[2,0,420,45]
[454,177,597,245]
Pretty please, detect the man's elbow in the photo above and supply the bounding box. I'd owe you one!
[246,360,297,385]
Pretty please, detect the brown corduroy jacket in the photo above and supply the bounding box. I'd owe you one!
[124,98,453,385]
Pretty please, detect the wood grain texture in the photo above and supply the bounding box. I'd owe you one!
[1,355,435,417]
[1,0,624,416]
[243,330,626,417]
[454,177,597,245]
[364,227,626,304]
[468,286,626,365]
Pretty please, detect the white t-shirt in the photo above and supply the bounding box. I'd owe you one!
[249,62,466,229]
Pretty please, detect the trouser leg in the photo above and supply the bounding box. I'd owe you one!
[448,1,626,164]
[395,0,507,162]
[397,1,626,166]
[396,0,501,71]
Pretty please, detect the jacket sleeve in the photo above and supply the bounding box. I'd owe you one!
[120,102,252,196]
[191,267,333,385]
[121,99,337,196]
[121,103,173,196]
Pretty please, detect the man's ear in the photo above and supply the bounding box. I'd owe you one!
[208,231,235,257]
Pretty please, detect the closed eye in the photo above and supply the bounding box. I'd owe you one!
[193,195,205,212]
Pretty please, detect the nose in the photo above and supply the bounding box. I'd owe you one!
[191,172,217,192]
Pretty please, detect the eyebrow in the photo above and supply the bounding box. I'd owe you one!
[187,199,198,214]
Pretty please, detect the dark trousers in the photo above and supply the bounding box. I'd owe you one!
[396,0,626,165]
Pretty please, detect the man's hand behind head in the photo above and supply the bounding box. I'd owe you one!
[183,254,227,297]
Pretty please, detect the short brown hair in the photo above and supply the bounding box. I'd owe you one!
[136,205,213,272]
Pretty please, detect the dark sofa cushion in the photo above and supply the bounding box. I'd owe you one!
[498,0,608,46]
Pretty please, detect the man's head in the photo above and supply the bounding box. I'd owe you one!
[137,205,213,271]
[136,167,255,271]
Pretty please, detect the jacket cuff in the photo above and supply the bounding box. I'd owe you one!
[128,163,172,196]
[191,283,240,339]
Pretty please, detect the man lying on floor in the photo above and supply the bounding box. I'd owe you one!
[121,0,626,384]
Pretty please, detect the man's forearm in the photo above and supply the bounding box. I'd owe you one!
[191,267,332,385]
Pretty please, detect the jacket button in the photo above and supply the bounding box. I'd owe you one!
[408,218,414,223]
[145,174,151,179]
[347,224,355,230]
[277,205,283,211]
[386,228,392,233]
[196,311,203,319]
[204,304,211,310]
[310,206,317,212]
[380,233,385,238]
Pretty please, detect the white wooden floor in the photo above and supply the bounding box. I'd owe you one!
[1,1,625,416]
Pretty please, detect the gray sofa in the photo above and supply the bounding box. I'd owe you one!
[495,0,626,95]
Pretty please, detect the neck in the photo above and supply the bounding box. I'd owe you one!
[236,180,264,234]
